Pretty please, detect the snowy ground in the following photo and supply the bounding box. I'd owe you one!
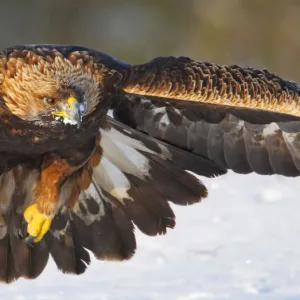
[1,172,300,300]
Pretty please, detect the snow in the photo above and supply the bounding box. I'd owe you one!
[2,172,300,300]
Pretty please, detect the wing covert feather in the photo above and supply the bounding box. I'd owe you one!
[122,56,300,119]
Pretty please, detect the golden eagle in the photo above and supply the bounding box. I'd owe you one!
[0,45,299,283]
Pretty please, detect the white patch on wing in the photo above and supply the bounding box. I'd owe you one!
[73,184,106,225]
[262,122,279,137]
[158,109,170,127]
[282,131,298,145]
[111,187,133,200]
[93,156,133,203]
[83,183,102,204]
[101,128,155,154]
[104,126,173,160]
[101,131,151,180]
[149,105,166,116]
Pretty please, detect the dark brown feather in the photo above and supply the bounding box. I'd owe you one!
[45,212,91,275]
[108,117,226,178]
[9,212,49,280]
[123,174,176,236]
[0,234,16,283]
[0,198,49,283]
[72,190,136,261]
[112,95,300,177]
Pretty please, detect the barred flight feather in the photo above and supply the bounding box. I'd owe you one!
[113,95,300,177]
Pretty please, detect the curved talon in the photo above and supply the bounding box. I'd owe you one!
[24,204,53,243]
[24,235,35,247]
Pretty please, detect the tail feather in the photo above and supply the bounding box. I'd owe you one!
[0,207,49,283]
[142,152,207,205]
[10,212,49,280]
[123,175,175,235]
[0,234,16,283]
[71,186,136,261]
[45,212,90,275]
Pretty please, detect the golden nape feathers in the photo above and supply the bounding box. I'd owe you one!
[1,49,104,121]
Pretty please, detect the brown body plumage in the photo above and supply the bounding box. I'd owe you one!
[0,44,299,283]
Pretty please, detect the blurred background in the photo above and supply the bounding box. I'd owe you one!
[0,0,299,81]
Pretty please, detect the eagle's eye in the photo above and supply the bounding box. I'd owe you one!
[44,97,58,106]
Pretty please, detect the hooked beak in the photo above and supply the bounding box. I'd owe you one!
[51,97,87,128]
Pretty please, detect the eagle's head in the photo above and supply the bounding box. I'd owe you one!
[0,50,102,127]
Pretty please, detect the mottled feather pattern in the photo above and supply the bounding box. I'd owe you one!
[123,57,300,117]
[0,45,129,89]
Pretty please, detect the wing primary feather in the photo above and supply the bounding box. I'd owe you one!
[45,212,90,275]
[107,117,226,178]
[89,121,210,238]
[112,95,300,177]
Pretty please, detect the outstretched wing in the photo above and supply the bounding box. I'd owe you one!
[0,116,225,283]
[112,56,300,177]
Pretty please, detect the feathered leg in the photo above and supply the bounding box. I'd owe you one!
[24,153,78,243]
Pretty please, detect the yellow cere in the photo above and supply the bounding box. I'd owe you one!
[67,96,77,106]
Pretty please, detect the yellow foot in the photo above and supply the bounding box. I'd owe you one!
[23,204,53,243]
